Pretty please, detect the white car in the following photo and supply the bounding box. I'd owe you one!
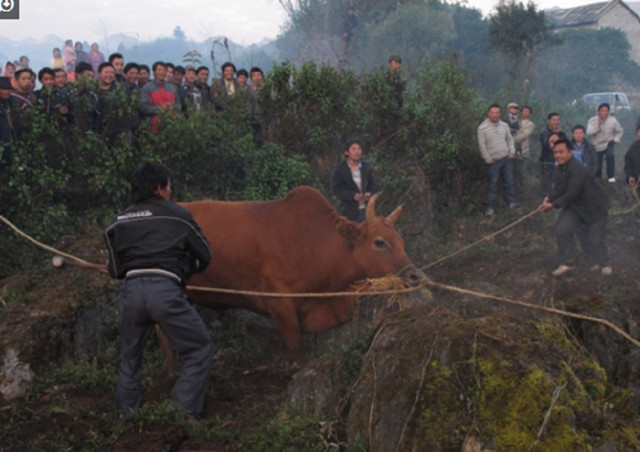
[581,92,631,113]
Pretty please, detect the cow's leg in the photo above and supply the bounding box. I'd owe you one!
[299,296,357,333]
[155,324,178,378]
[264,298,304,368]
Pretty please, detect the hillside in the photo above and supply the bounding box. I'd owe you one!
[1,179,639,450]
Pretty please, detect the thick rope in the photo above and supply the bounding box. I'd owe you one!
[424,280,640,350]
[422,208,541,270]
[0,215,95,266]
[184,282,423,298]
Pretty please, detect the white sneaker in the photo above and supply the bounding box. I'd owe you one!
[601,266,612,276]
[552,265,574,276]
[608,178,616,183]
[589,264,601,272]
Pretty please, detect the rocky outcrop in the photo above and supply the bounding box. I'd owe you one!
[0,270,119,404]
[288,303,640,451]
[0,348,33,401]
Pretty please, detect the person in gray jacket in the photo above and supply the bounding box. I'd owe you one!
[477,104,517,216]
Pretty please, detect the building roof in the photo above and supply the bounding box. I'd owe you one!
[628,1,640,16]
[546,0,640,28]
[547,2,608,28]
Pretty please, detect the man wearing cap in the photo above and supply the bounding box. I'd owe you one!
[477,104,518,216]
[504,102,521,137]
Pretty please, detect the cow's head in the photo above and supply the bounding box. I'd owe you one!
[337,194,423,286]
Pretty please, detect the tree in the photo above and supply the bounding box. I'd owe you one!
[360,2,455,70]
[488,1,561,87]
[182,50,203,66]
[534,27,640,102]
[173,26,186,40]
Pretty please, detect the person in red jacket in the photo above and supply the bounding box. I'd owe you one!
[139,61,179,132]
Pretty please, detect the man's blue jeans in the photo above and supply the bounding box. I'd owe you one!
[595,141,615,179]
[485,156,516,209]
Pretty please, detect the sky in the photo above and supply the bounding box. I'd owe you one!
[0,0,290,45]
[0,0,603,46]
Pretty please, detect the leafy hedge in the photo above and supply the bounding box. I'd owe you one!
[0,59,484,277]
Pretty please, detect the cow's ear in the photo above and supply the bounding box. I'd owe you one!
[337,218,363,247]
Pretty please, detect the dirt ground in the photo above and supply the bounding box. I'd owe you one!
[1,181,639,451]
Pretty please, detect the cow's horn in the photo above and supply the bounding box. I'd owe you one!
[386,205,403,226]
[366,193,379,222]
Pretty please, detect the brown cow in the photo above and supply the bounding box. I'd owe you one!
[182,185,422,364]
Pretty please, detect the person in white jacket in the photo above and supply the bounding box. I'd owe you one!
[586,103,623,183]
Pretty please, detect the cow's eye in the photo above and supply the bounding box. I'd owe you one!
[374,238,388,249]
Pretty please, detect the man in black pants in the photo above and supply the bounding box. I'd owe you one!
[104,162,214,416]
[538,138,611,277]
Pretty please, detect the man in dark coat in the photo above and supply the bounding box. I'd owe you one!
[331,140,376,222]
[539,138,611,276]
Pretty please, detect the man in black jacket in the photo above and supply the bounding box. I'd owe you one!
[0,77,13,168]
[624,125,640,237]
[0,76,13,198]
[104,162,214,416]
[539,138,611,276]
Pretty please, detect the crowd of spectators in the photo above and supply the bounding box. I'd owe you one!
[0,42,265,149]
